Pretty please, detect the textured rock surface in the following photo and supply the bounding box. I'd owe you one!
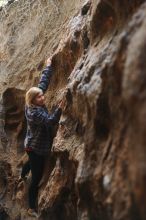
[0,0,146,219]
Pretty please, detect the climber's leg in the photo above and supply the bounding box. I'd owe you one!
[27,151,45,210]
[21,159,30,179]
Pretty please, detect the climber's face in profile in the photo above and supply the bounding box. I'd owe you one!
[34,93,45,106]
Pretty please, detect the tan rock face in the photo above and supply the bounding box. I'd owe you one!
[0,0,146,219]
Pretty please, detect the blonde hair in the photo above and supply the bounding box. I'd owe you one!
[25,87,43,107]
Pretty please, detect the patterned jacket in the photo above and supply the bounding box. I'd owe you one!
[24,65,62,155]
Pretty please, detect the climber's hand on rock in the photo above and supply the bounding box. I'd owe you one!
[58,99,66,110]
[46,57,52,66]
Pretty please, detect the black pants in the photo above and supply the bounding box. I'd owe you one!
[21,159,30,179]
[22,151,46,210]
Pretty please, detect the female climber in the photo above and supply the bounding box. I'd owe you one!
[22,57,64,217]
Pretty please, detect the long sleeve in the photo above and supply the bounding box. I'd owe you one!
[32,107,62,126]
[24,106,62,154]
[38,65,53,93]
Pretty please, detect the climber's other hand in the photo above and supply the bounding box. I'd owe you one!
[46,57,52,66]
[58,99,66,109]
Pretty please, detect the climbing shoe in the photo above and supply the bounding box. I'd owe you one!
[27,209,39,218]
[17,176,27,183]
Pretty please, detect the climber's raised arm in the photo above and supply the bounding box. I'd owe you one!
[38,57,53,93]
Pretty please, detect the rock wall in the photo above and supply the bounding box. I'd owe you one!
[0,0,146,219]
